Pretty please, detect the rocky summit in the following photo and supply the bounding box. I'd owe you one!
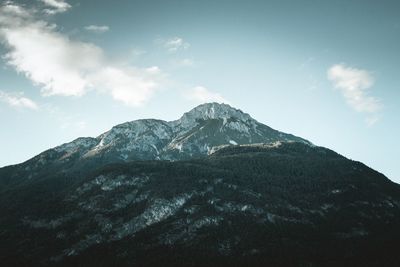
[0,103,399,267]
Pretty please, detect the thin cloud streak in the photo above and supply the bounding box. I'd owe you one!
[0,91,39,110]
[84,25,110,33]
[158,37,190,53]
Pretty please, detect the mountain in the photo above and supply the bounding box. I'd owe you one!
[0,103,308,187]
[1,103,399,267]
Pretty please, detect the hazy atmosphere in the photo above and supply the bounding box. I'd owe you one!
[1,0,399,182]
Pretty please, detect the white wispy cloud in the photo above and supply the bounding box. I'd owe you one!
[159,37,190,52]
[0,91,39,110]
[40,0,71,14]
[172,58,195,67]
[185,86,229,104]
[327,64,382,125]
[88,66,160,106]
[0,1,163,107]
[84,25,110,33]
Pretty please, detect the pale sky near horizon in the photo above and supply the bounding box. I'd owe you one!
[0,0,399,183]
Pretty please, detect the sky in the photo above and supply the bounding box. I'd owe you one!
[0,0,399,183]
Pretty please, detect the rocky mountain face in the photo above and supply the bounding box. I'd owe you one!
[61,103,309,161]
[0,103,308,187]
[0,103,399,267]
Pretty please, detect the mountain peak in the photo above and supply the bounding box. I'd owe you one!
[178,102,251,124]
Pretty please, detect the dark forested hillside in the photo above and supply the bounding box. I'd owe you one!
[1,142,399,266]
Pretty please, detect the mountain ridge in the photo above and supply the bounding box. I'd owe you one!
[49,102,311,159]
[0,102,311,188]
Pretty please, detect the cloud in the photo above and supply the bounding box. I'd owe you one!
[173,58,195,67]
[0,91,39,110]
[327,64,382,125]
[365,115,380,127]
[185,86,229,104]
[159,37,190,52]
[40,0,71,14]
[84,25,110,33]
[88,66,159,106]
[0,2,162,107]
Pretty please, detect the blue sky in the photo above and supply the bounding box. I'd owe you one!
[0,0,399,183]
